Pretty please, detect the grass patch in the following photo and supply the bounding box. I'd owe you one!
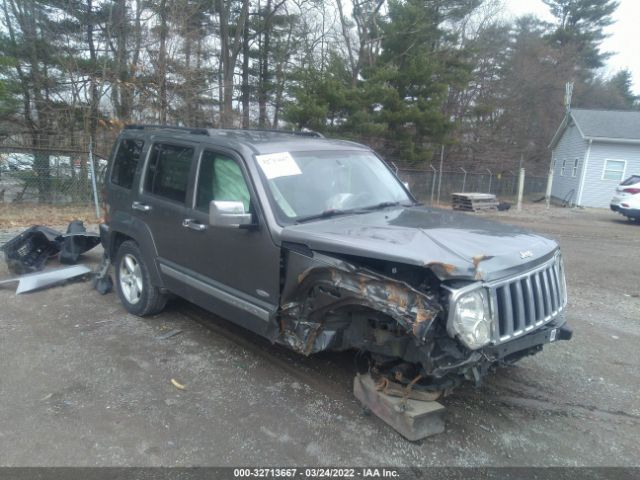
[0,204,99,228]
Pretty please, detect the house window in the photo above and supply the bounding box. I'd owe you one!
[602,159,626,182]
[560,159,567,176]
[572,158,579,177]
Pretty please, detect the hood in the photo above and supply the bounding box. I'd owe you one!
[280,206,559,282]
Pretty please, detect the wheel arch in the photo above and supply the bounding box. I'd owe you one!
[108,219,164,287]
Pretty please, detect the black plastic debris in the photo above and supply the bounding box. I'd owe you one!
[59,220,101,265]
[1,226,62,274]
[1,221,101,275]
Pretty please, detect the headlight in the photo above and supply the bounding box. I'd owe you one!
[447,286,493,350]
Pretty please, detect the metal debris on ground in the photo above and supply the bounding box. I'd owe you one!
[0,265,92,294]
[1,221,100,274]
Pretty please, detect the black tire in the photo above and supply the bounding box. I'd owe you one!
[115,240,167,316]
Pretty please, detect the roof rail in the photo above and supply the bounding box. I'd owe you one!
[228,128,325,138]
[124,124,210,136]
[124,124,324,138]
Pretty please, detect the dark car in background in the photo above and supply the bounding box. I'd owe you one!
[100,125,571,398]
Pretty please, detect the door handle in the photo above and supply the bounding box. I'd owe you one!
[182,219,206,232]
[132,201,151,212]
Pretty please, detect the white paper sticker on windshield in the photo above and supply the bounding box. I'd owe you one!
[256,152,301,179]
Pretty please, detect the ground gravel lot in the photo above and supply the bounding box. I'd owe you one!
[0,206,638,466]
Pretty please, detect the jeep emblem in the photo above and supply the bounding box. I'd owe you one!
[520,250,533,259]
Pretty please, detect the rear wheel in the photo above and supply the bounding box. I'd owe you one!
[115,240,167,316]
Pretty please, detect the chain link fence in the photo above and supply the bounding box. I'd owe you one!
[0,149,107,205]
[1,143,547,209]
[397,168,548,205]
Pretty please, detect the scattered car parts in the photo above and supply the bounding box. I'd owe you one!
[0,265,91,294]
[1,221,100,274]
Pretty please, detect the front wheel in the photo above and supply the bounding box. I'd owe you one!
[115,240,167,316]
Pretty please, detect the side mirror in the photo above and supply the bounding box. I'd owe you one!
[209,200,254,228]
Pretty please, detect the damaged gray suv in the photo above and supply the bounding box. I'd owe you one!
[101,125,571,396]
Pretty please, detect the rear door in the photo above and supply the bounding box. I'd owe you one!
[133,140,198,268]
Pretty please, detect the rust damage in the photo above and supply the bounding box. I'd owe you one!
[424,261,457,278]
[276,259,442,355]
[472,254,494,280]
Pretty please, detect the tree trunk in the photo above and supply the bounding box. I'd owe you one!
[158,0,168,124]
[258,0,272,127]
[241,13,250,129]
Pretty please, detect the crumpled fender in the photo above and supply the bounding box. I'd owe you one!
[276,249,442,355]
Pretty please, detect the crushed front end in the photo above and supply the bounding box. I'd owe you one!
[274,246,572,394]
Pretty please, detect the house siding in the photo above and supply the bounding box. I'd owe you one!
[579,142,640,208]
[551,124,587,205]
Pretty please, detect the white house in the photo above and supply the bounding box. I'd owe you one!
[548,108,640,208]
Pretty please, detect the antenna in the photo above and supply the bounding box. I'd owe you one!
[564,82,574,112]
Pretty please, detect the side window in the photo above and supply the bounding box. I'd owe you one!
[111,139,143,189]
[144,143,194,203]
[572,158,579,177]
[560,159,566,176]
[195,151,251,212]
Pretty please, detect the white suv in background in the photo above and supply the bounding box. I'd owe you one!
[611,175,640,222]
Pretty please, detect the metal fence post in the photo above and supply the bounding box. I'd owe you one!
[485,168,493,194]
[429,165,437,206]
[88,138,100,219]
[460,167,467,193]
[517,168,525,211]
[436,145,444,205]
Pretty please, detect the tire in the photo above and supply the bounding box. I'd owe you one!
[115,240,167,316]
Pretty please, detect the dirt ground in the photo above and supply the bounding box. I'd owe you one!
[0,205,638,467]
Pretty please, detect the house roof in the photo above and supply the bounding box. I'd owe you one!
[549,108,640,148]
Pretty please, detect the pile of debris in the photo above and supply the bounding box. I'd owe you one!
[0,221,100,294]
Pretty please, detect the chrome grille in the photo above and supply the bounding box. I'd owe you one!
[490,254,567,343]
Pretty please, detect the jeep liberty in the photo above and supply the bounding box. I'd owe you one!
[100,125,572,398]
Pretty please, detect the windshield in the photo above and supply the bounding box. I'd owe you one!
[255,150,412,224]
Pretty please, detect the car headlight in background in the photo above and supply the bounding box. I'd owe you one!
[446,286,493,350]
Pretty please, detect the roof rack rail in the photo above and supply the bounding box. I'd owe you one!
[124,124,324,138]
[124,124,210,136]
[228,128,324,138]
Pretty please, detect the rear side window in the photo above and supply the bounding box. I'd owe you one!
[111,139,143,189]
[144,143,194,203]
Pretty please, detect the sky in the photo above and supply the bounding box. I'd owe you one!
[504,0,640,94]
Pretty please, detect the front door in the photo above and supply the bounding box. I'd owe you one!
[162,147,281,336]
